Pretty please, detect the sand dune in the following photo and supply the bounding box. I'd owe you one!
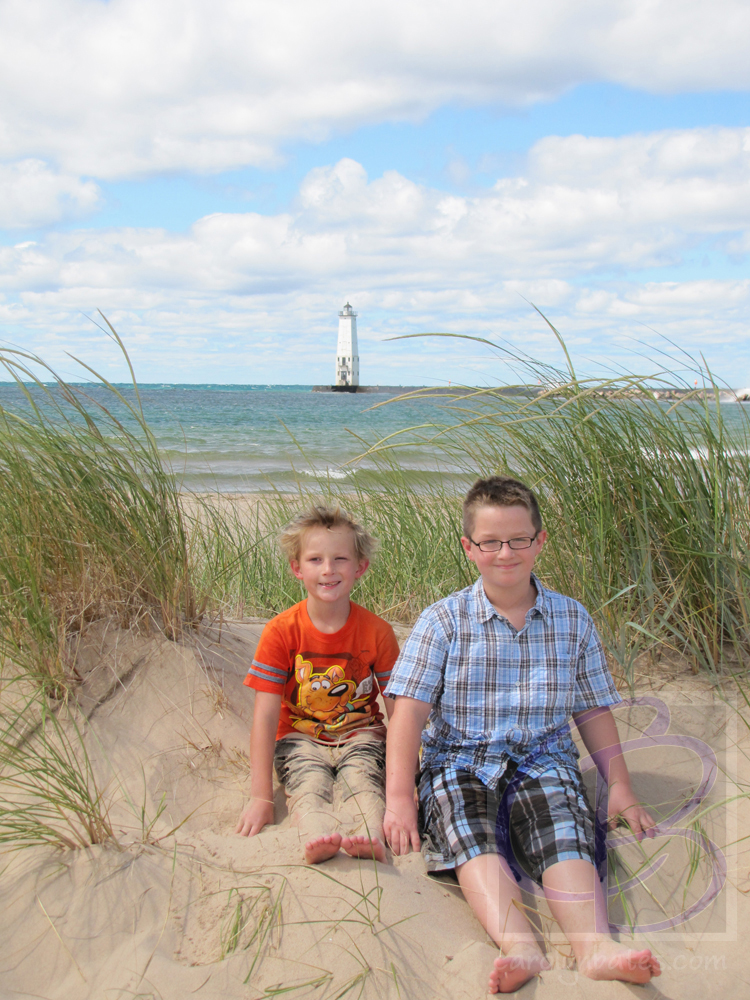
[0,621,747,999]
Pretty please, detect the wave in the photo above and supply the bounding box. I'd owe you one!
[298,467,350,480]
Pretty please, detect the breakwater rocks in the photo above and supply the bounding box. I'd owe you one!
[312,384,562,396]
[312,384,476,394]
[312,384,741,400]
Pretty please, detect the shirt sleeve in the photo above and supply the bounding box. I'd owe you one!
[373,621,401,692]
[244,620,292,693]
[572,616,622,712]
[384,605,450,704]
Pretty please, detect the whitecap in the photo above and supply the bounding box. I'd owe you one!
[299,467,350,480]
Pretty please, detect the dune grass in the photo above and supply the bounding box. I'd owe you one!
[1,324,748,697]
[0,688,118,850]
[0,329,201,693]
[0,330,200,852]
[355,324,750,679]
[188,480,470,624]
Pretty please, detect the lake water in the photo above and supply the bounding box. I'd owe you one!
[0,383,469,492]
[2,382,748,493]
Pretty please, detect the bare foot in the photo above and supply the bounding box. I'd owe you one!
[304,833,342,864]
[578,941,661,984]
[340,834,387,863]
[488,945,550,994]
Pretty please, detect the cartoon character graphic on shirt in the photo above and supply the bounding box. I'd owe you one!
[287,655,374,738]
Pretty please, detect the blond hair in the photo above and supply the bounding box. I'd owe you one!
[279,505,377,563]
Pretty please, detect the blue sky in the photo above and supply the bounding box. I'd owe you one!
[1,1,749,387]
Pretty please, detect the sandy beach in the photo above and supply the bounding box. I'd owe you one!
[1,616,747,1000]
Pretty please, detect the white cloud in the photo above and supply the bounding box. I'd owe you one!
[3,128,749,290]
[0,160,101,228]
[1,1,750,177]
[2,126,750,382]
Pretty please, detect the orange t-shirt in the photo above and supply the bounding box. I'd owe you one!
[244,600,400,742]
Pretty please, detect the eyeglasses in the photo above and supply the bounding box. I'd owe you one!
[468,534,538,552]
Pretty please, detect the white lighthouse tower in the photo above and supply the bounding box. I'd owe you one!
[335,303,359,388]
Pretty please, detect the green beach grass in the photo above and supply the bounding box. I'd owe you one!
[2,326,750,691]
[355,322,750,682]
[0,327,208,684]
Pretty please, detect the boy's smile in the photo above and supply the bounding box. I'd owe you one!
[461,504,546,611]
[291,526,368,613]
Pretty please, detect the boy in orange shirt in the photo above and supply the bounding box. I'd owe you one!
[236,505,399,864]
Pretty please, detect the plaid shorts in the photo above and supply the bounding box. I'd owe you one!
[418,758,601,882]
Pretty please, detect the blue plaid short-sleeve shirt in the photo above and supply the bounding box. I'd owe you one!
[385,575,621,787]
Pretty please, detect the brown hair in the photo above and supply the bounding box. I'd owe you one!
[462,476,543,537]
[279,505,377,563]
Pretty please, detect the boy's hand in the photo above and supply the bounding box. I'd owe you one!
[236,798,275,837]
[607,784,656,841]
[574,705,657,842]
[384,794,420,855]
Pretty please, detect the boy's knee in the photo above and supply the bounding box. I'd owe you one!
[287,785,335,815]
[337,739,385,794]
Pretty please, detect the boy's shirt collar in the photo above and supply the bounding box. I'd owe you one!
[472,573,550,624]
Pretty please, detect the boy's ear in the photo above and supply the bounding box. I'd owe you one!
[354,558,369,579]
[290,559,303,580]
[460,536,475,561]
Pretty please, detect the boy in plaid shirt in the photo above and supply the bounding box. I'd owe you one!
[384,477,661,993]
